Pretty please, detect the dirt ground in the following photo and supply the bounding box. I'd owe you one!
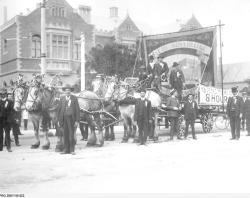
[1,125,250,197]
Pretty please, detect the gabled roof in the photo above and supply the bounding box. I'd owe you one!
[117,14,140,32]
[179,14,202,31]
[223,62,250,83]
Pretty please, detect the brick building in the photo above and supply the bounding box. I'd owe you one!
[0,0,142,85]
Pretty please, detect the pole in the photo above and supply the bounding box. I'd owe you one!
[41,0,46,75]
[219,20,224,111]
[80,33,86,91]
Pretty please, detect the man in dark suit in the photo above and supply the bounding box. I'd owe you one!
[243,92,250,136]
[169,62,185,101]
[134,89,152,145]
[166,89,181,140]
[226,86,244,140]
[241,91,247,131]
[148,55,162,91]
[184,93,198,139]
[158,55,169,82]
[57,84,80,154]
[0,88,12,152]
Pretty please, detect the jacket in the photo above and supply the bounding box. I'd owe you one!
[169,68,185,90]
[226,95,244,118]
[57,95,80,126]
[184,100,198,120]
[243,99,250,119]
[165,96,179,118]
[134,98,152,127]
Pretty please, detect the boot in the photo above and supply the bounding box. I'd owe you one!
[31,141,40,149]
[42,142,50,150]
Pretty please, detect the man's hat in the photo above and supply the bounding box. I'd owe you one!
[149,55,154,60]
[140,88,146,93]
[157,54,164,59]
[62,84,74,91]
[170,89,177,95]
[172,62,179,67]
[231,86,238,93]
[186,93,195,97]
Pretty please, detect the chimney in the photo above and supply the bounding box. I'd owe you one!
[3,6,7,23]
[110,7,118,18]
[78,5,91,24]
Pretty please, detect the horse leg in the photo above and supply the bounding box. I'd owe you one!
[41,113,50,150]
[31,115,40,149]
[87,116,97,146]
[94,115,104,147]
[122,118,129,143]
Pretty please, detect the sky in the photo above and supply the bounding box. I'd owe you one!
[1,0,250,64]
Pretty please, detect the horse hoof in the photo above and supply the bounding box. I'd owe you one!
[31,142,40,149]
[42,143,50,150]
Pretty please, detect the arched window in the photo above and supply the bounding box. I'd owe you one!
[31,35,41,58]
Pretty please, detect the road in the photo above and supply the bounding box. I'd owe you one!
[1,125,250,197]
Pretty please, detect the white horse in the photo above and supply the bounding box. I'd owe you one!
[105,81,162,142]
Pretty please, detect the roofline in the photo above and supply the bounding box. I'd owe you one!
[0,16,18,32]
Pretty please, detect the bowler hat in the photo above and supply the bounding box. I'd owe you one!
[172,62,179,67]
[157,54,164,59]
[62,84,74,91]
[231,86,238,93]
[170,89,177,95]
[186,93,195,97]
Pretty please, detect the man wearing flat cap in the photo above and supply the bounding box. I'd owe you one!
[57,84,80,154]
[134,88,152,145]
[184,93,198,139]
[169,62,185,101]
[226,86,244,140]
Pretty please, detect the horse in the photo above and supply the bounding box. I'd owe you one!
[104,80,162,142]
[77,90,104,146]
[25,85,59,149]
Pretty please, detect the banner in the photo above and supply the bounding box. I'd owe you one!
[199,85,232,106]
[143,28,217,85]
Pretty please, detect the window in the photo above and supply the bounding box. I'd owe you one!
[126,25,132,31]
[31,35,41,58]
[52,35,69,59]
[74,43,81,60]
[3,39,7,53]
[46,34,50,58]
[51,6,65,17]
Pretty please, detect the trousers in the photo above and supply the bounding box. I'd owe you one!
[63,115,76,153]
[229,114,241,139]
[185,119,196,138]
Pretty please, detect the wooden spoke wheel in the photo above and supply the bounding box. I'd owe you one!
[201,113,214,133]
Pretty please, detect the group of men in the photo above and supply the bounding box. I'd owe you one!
[139,55,186,101]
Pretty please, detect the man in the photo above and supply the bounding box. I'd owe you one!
[57,84,80,154]
[184,93,198,140]
[241,91,247,131]
[169,62,185,101]
[7,92,21,146]
[158,55,169,82]
[148,55,162,91]
[226,86,244,140]
[0,88,12,152]
[244,92,250,136]
[134,89,152,145]
[166,89,180,140]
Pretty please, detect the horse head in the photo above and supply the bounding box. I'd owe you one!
[25,86,42,111]
[104,80,129,101]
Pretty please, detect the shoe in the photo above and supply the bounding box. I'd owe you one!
[230,138,236,140]
[31,141,40,149]
[236,137,240,140]
[60,151,69,154]
[42,142,50,150]
[7,148,12,152]
[71,152,76,155]
[16,143,21,147]
[193,137,197,140]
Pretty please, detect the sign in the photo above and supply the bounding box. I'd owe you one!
[199,85,232,106]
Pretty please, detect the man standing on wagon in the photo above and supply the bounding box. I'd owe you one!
[57,84,80,154]
[169,62,185,101]
[226,86,244,140]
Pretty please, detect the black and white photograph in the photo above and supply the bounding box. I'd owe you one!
[0,0,250,197]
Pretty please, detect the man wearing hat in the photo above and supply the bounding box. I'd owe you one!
[243,92,250,136]
[169,62,185,101]
[0,88,12,152]
[183,93,198,139]
[226,86,244,140]
[147,55,162,91]
[57,84,80,154]
[241,91,247,131]
[134,88,152,145]
[166,89,181,140]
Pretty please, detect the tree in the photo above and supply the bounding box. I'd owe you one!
[89,43,138,78]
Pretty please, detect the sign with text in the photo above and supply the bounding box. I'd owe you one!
[199,85,232,106]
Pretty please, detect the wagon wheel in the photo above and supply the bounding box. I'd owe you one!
[201,113,214,133]
[177,115,185,138]
[214,115,229,130]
